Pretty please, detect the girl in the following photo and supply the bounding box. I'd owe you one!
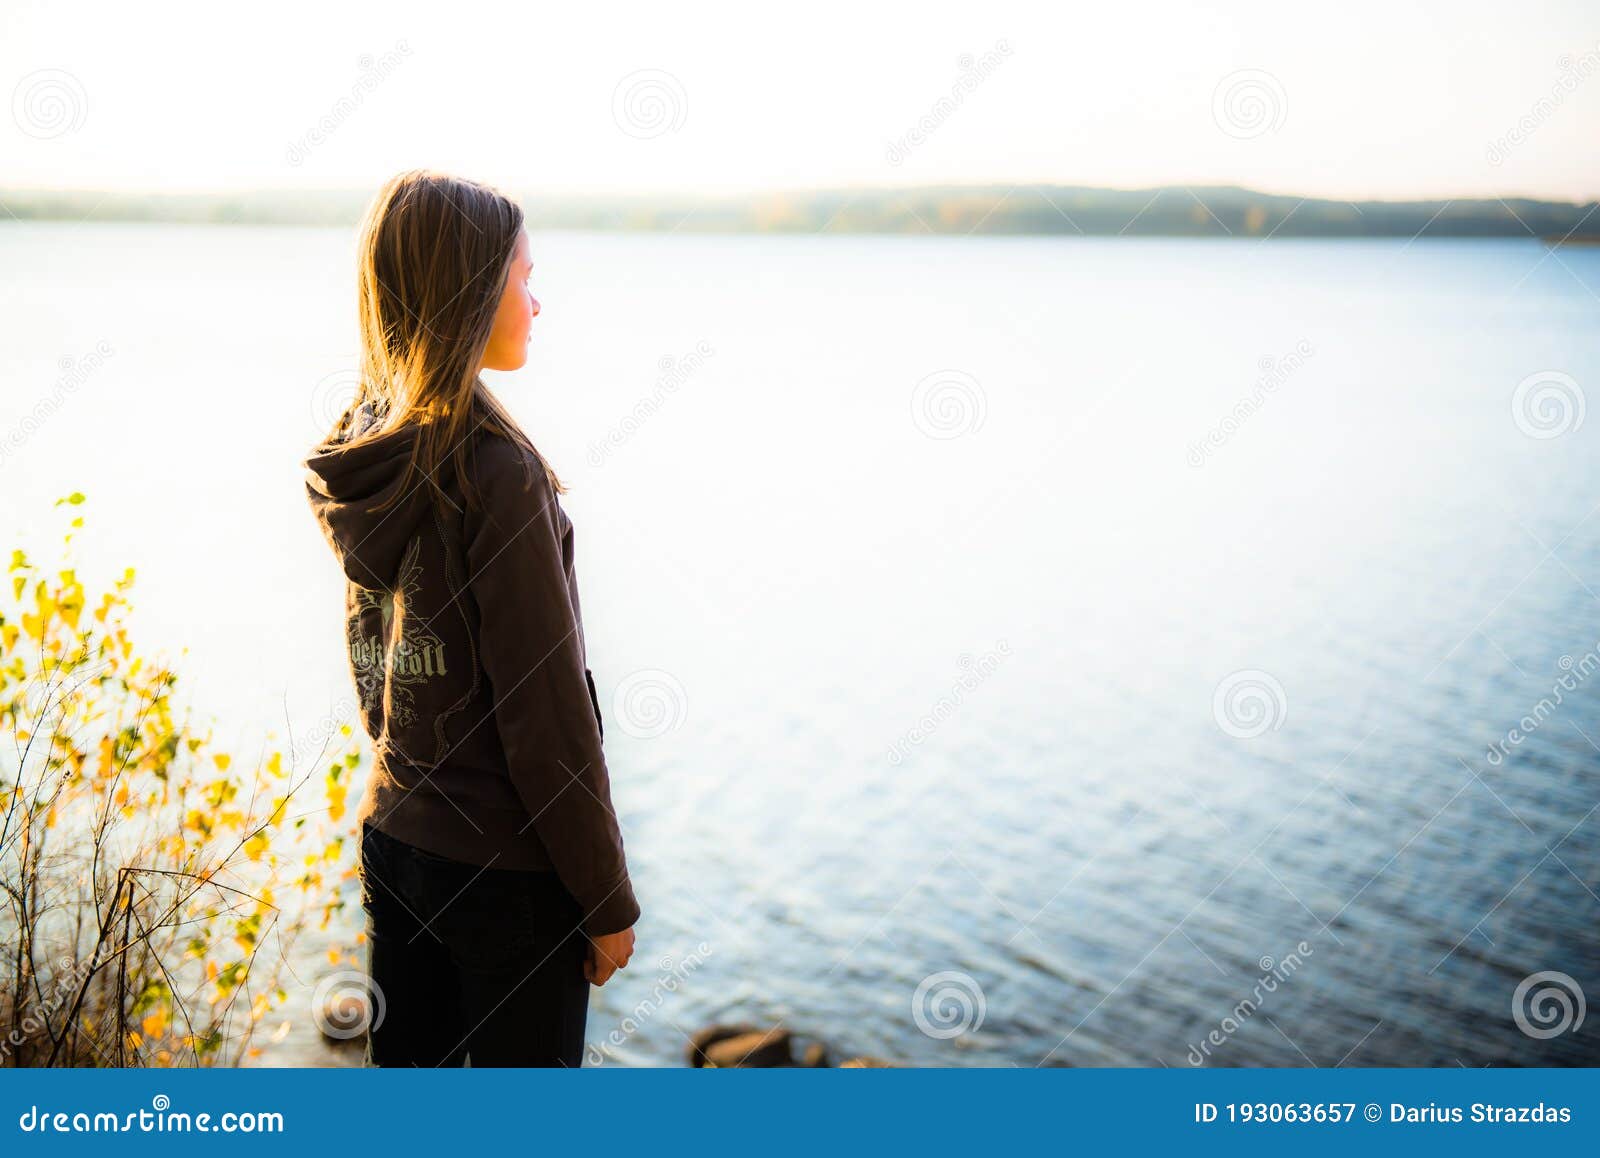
[303,170,639,1067]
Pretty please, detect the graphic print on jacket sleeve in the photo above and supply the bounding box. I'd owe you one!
[347,535,449,732]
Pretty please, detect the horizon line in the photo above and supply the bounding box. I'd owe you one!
[3,180,1600,209]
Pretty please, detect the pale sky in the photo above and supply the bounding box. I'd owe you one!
[3,0,1597,202]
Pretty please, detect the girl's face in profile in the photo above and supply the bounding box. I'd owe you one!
[481,229,539,372]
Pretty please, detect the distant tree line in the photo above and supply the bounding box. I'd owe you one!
[3,184,1596,240]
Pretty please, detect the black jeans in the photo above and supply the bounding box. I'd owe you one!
[359,823,591,1067]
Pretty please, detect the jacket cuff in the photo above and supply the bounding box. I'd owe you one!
[581,874,640,937]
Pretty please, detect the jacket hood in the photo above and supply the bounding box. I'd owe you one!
[303,402,432,590]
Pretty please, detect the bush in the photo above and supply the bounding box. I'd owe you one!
[0,493,361,1066]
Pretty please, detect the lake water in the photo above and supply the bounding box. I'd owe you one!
[2,222,1598,1067]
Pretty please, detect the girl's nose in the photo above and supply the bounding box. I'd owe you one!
[530,296,541,318]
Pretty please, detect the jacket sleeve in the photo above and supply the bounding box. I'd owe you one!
[585,668,604,741]
[463,445,639,936]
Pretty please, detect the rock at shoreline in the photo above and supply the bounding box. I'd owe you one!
[687,1023,887,1068]
[689,1024,795,1068]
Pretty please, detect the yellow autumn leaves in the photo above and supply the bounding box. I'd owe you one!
[1,494,366,1067]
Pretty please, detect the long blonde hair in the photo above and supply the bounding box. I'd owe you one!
[327,168,563,513]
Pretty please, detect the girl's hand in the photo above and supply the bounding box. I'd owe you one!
[585,927,635,986]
